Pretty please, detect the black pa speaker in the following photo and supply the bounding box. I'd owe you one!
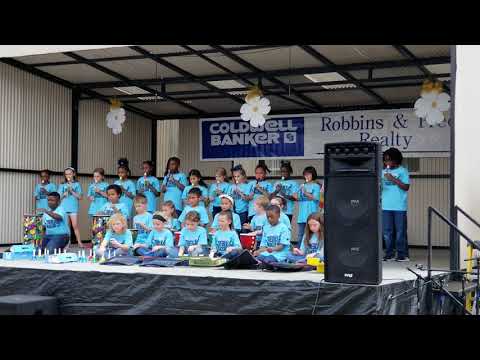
[324,142,382,285]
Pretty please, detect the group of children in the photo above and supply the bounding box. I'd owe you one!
[34,157,325,264]
[34,146,410,265]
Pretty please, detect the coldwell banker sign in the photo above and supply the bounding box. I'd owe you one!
[200,109,450,160]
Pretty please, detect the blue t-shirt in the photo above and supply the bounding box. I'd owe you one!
[99,202,130,220]
[87,181,109,216]
[211,211,241,231]
[297,182,321,223]
[273,179,299,215]
[182,185,209,208]
[228,182,254,214]
[162,172,189,212]
[280,212,291,230]
[147,229,174,248]
[137,176,161,213]
[165,217,181,232]
[179,226,208,249]
[133,212,153,244]
[34,182,57,210]
[114,179,136,218]
[179,205,210,225]
[208,182,231,212]
[299,233,324,259]
[103,229,133,247]
[382,166,410,211]
[42,206,70,236]
[259,222,291,262]
[58,182,83,213]
[248,180,274,217]
[250,213,268,242]
[211,230,241,255]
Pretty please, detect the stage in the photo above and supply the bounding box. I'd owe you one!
[0,258,451,315]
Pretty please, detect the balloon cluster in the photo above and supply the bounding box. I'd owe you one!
[91,217,108,245]
[240,86,271,127]
[106,99,126,135]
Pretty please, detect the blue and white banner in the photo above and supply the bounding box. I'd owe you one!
[200,109,451,160]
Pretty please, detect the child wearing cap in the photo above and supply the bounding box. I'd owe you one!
[210,194,241,234]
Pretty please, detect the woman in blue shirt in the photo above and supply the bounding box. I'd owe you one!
[161,157,188,217]
[114,159,136,219]
[293,166,321,245]
[87,168,109,219]
[137,160,161,213]
[33,169,57,212]
[58,167,83,248]
[208,167,230,218]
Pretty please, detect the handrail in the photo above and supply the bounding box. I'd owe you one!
[455,205,480,231]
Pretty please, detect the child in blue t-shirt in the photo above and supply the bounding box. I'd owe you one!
[98,184,130,220]
[37,192,70,252]
[96,213,133,259]
[208,167,231,218]
[114,159,136,219]
[87,168,109,219]
[382,147,410,262]
[209,211,242,259]
[161,201,181,232]
[137,160,161,213]
[58,167,83,248]
[242,195,269,244]
[293,166,321,245]
[254,205,291,263]
[134,213,177,257]
[33,169,57,211]
[179,188,210,226]
[210,194,241,233]
[248,163,273,221]
[161,157,188,217]
[271,161,298,223]
[182,169,209,208]
[287,212,324,263]
[132,194,153,247]
[229,165,254,227]
[178,211,209,256]
[270,196,292,230]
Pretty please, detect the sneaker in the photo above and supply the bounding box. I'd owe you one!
[396,257,410,262]
[383,256,395,261]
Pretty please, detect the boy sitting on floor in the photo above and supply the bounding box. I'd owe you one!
[253,205,291,264]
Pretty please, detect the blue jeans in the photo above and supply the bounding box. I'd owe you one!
[238,212,249,233]
[42,234,69,253]
[286,253,306,263]
[135,246,178,258]
[297,223,306,244]
[383,210,408,258]
[256,254,278,264]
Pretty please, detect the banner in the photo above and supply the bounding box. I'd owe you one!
[200,109,451,160]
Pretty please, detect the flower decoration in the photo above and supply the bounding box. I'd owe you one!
[240,86,271,127]
[414,80,451,126]
[106,99,126,135]
[23,215,44,247]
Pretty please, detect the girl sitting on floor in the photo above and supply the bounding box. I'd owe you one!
[96,213,133,259]
[287,212,324,263]
[133,212,177,258]
[178,211,209,256]
[209,211,242,259]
